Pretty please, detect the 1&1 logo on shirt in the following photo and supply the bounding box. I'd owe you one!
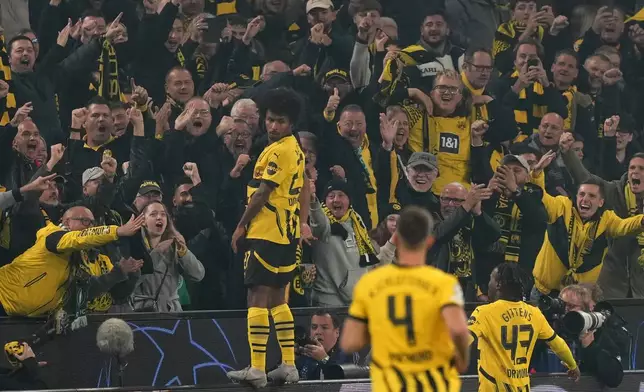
[439,133,460,154]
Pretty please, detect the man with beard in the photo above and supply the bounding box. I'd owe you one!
[173,162,229,310]
[430,182,500,301]
[561,117,644,298]
[67,97,132,200]
[296,0,354,80]
[519,112,575,196]
[531,149,644,300]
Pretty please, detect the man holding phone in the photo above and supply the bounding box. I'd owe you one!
[492,38,568,138]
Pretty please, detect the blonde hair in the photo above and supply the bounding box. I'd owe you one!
[433,69,462,87]
[560,284,593,311]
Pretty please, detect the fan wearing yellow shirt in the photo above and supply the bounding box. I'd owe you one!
[468,262,580,391]
[341,206,470,392]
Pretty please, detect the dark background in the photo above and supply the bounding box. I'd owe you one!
[1,300,643,389]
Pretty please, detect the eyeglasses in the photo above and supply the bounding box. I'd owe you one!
[466,62,493,72]
[440,197,465,205]
[70,217,95,226]
[433,85,461,95]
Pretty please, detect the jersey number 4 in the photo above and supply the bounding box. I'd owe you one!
[501,324,534,365]
[388,295,416,346]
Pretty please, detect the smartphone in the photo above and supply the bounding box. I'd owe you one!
[527,58,540,68]
[203,16,228,43]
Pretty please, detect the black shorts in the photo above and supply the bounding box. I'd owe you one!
[244,239,297,288]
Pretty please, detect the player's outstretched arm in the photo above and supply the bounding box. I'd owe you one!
[547,334,580,381]
[442,305,470,373]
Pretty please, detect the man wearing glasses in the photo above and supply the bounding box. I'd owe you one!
[0,206,145,317]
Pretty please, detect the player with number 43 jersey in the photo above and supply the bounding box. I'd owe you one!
[468,263,580,391]
[341,207,471,392]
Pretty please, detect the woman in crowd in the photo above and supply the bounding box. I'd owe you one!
[131,201,205,312]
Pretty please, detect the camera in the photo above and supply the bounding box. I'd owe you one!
[562,301,614,336]
[538,296,566,318]
[294,325,317,348]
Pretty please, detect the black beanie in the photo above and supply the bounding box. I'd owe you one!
[323,178,351,201]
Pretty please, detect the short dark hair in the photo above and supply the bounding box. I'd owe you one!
[579,177,605,199]
[510,0,537,10]
[312,310,341,329]
[494,262,529,301]
[509,144,543,160]
[259,88,302,125]
[227,14,248,27]
[7,35,34,56]
[423,8,447,21]
[513,38,545,61]
[397,206,433,250]
[81,9,105,20]
[630,153,644,164]
[349,0,382,17]
[86,95,111,110]
[554,48,579,66]
[464,47,492,64]
[108,101,129,111]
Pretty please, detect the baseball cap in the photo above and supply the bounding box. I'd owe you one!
[306,0,333,13]
[138,181,162,196]
[322,69,350,85]
[500,154,531,172]
[82,167,105,185]
[407,152,438,171]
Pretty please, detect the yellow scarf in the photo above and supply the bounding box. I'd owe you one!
[0,34,16,126]
[461,71,489,121]
[337,125,379,228]
[625,184,644,267]
[321,204,377,267]
[562,85,577,131]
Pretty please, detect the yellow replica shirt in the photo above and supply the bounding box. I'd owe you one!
[428,116,471,193]
[349,263,464,392]
[79,253,114,312]
[468,300,575,391]
[246,134,305,245]
[533,192,644,294]
[0,223,119,317]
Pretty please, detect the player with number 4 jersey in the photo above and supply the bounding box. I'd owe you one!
[341,207,471,392]
[468,263,579,391]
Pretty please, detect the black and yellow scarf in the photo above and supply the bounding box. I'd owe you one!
[322,204,378,267]
[493,194,522,262]
[561,85,577,131]
[0,34,16,126]
[89,39,125,102]
[625,184,644,267]
[461,71,489,122]
[337,125,379,228]
[493,21,545,59]
[509,69,547,134]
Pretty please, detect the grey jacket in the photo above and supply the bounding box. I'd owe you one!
[350,41,371,90]
[445,0,508,51]
[132,246,205,312]
[0,190,20,211]
[309,199,376,306]
[562,149,644,298]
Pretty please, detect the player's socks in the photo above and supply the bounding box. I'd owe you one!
[271,303,295,365]
[248,307,270,372]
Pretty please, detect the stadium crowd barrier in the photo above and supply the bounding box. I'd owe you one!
[1,300,643,389]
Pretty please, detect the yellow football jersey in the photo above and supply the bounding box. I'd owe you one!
[428,116,471,194]
[468,300,555,390]
[349,263,464,392]
[246,134,305,245]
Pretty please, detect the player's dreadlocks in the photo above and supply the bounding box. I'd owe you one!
[495,262,529,301]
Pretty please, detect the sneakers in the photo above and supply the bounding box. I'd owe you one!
[267,363,299,385]
[227,366,267,388]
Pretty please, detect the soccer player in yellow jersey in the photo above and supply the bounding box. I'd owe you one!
[228,88,310,388]
[341,206,471,392]
[468,262,580,391]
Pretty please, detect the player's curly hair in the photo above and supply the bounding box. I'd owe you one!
[495,262,529,301]
[259,88,302,125]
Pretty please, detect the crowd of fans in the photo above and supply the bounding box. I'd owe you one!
[1,0,644,321]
